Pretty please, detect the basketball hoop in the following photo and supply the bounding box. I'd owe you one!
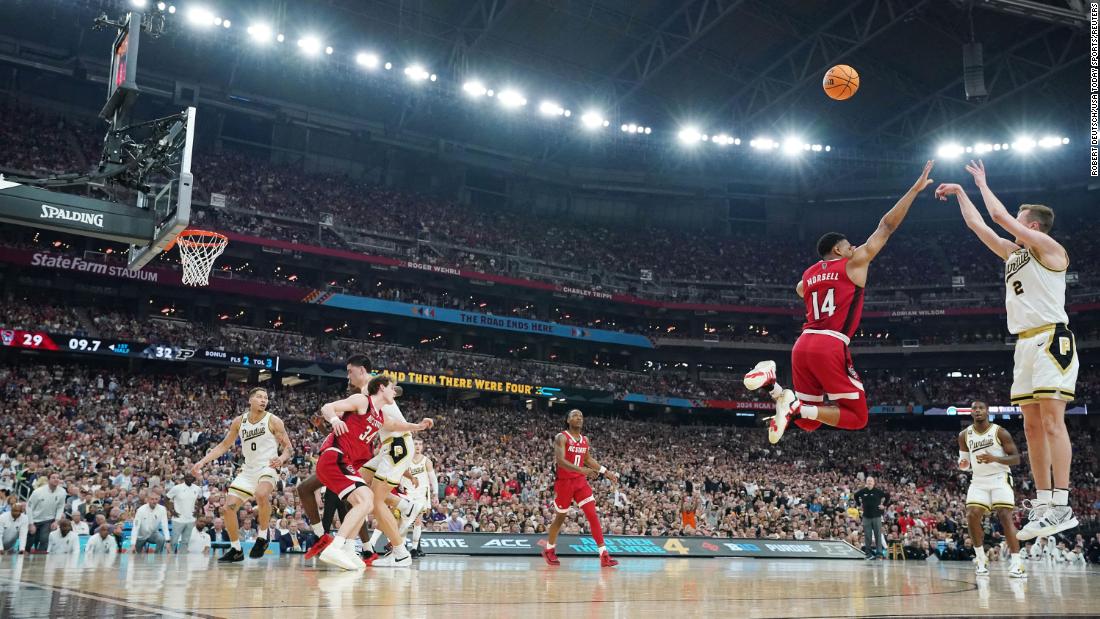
[172,229,228,286]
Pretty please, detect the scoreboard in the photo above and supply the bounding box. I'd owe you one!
[0,330,278,370]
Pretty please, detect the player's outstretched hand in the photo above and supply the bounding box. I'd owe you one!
[934,183,963,202]
[965,159,987,187]
[418,418,435,431]
[911,160,934,193]
[329,416,349,436]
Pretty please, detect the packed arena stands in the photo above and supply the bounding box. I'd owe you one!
[0,365,1097,563]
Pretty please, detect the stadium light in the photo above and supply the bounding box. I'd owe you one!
[246,23,273,44]
[157,2,166,9]
[297,36,322,56]
[222,19,231,28]
[1062,137,1070,144]
[186,6,216,27]
[1011,137,1037,153]
[325,46,333,55]
[781,137,805,155]
[497,89,527,108]
[384,62,393,70]
[356,52,380,69]
[580,111,606,130]
[936,143,964,159]
[1038,136,1062,148]
[749,137,777,151]
[677,127,702,144]
[167,5,175,14]
[463,80,488,97]
[539,101,565,116]
[131,0,147,8]
[404,65,430,82]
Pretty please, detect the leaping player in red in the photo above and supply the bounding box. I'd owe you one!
[542,409,619,567]
[744,161,935,444]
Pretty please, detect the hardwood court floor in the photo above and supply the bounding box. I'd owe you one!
[0,554,1097,618]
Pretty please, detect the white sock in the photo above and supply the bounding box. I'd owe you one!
[368,529,383,550]
[311,523,324,536]
[257,531,267,541]
[976,546,985,562]
[546,543,555,550]
[230,541,241,551]
[598,545,607,555]
[1052,488,1069,506]
[1036,489,1053,505]
[769,383,784,399]
[331,535,346,551]
[799,404,818,420]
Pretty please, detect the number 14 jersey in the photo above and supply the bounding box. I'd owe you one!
[801,258,864,339]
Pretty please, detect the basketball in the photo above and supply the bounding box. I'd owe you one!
[823,64,860,100]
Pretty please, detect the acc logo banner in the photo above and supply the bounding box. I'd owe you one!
[482,538,531,548]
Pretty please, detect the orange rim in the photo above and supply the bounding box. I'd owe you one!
[166,229,228,252]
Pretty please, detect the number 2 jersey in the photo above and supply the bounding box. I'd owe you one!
[801,257,864,340]
[1004,247,1068,334]
[556,432,589,481]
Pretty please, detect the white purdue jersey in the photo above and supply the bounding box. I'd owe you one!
[379,403,411,444]
[1004,247,1068,334]
[402,455,431,498]
[238,412,278,469]
[965,423,1010,478]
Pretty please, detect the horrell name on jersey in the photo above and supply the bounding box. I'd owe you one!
[806,272,840,286]
[241,426,267,441]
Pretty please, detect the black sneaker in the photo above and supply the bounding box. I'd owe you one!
[219,548,245,563]
[410,547,425,559]
[249,538,269,559]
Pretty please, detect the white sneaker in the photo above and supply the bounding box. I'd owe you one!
[975,561,989,576]
[765,389,797,444]
[744,360,777,391]
[1009,560,1027,579]
[373,546,412,568]
[1018,504,1078,541]
[319,543,362,571]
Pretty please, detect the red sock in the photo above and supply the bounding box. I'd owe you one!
[580,501,605,547]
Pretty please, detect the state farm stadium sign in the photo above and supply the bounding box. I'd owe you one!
[30,252,159,281]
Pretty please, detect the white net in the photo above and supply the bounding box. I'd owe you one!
[177,230,228,286]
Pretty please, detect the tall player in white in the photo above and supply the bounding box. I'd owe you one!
[938,160,1079,539]
[398,438,437,558]
[191,387,293,562]
[958,400,1025,578]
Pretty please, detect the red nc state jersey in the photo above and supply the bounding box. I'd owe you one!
[556,432,590,480]
[801,258,864,339]
[331,397,383,468]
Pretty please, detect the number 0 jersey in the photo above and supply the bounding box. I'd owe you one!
[801,258,864,340]
[964,423,1010,478]
[555,432,589,481]
[238,412,278,469]
[1004,247,1069,334]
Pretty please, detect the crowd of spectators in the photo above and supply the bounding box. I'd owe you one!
[3,99,1099,309]
[0,363,1097,565]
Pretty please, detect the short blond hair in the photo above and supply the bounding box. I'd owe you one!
[1019,204,1054,233]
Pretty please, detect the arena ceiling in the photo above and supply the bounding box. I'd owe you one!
[0,0,1089,177]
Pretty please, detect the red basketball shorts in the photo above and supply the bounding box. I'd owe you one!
[316,448,367,500]
[553,476,594,513]
[790,332,868,431]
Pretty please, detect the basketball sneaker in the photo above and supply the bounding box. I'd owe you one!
[743,360,777,391]
[542,547,560,566]
[218,547,245,563]
[249,538,268,559]
[373,545,412,567]
[1009,557,1027,579]
[410,546,425,559]
[765,389,799,444]
[361,550,379,566]
[974,559,989,576]
[305,533,334,560]
[1017,504,1078,540]
[600,551,619,568]
[319,542,363,571]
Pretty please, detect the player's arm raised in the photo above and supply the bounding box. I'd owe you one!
[554,434,592,476]
[975,428,1022,466]
[584,447,618,484]
[849,160,935,268]
[320,393,367,436]
[191,417,243,477]
[936,182,1019,260]
[965,159,1066,268]
[268,415,294,469]
[957,430,971,471]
